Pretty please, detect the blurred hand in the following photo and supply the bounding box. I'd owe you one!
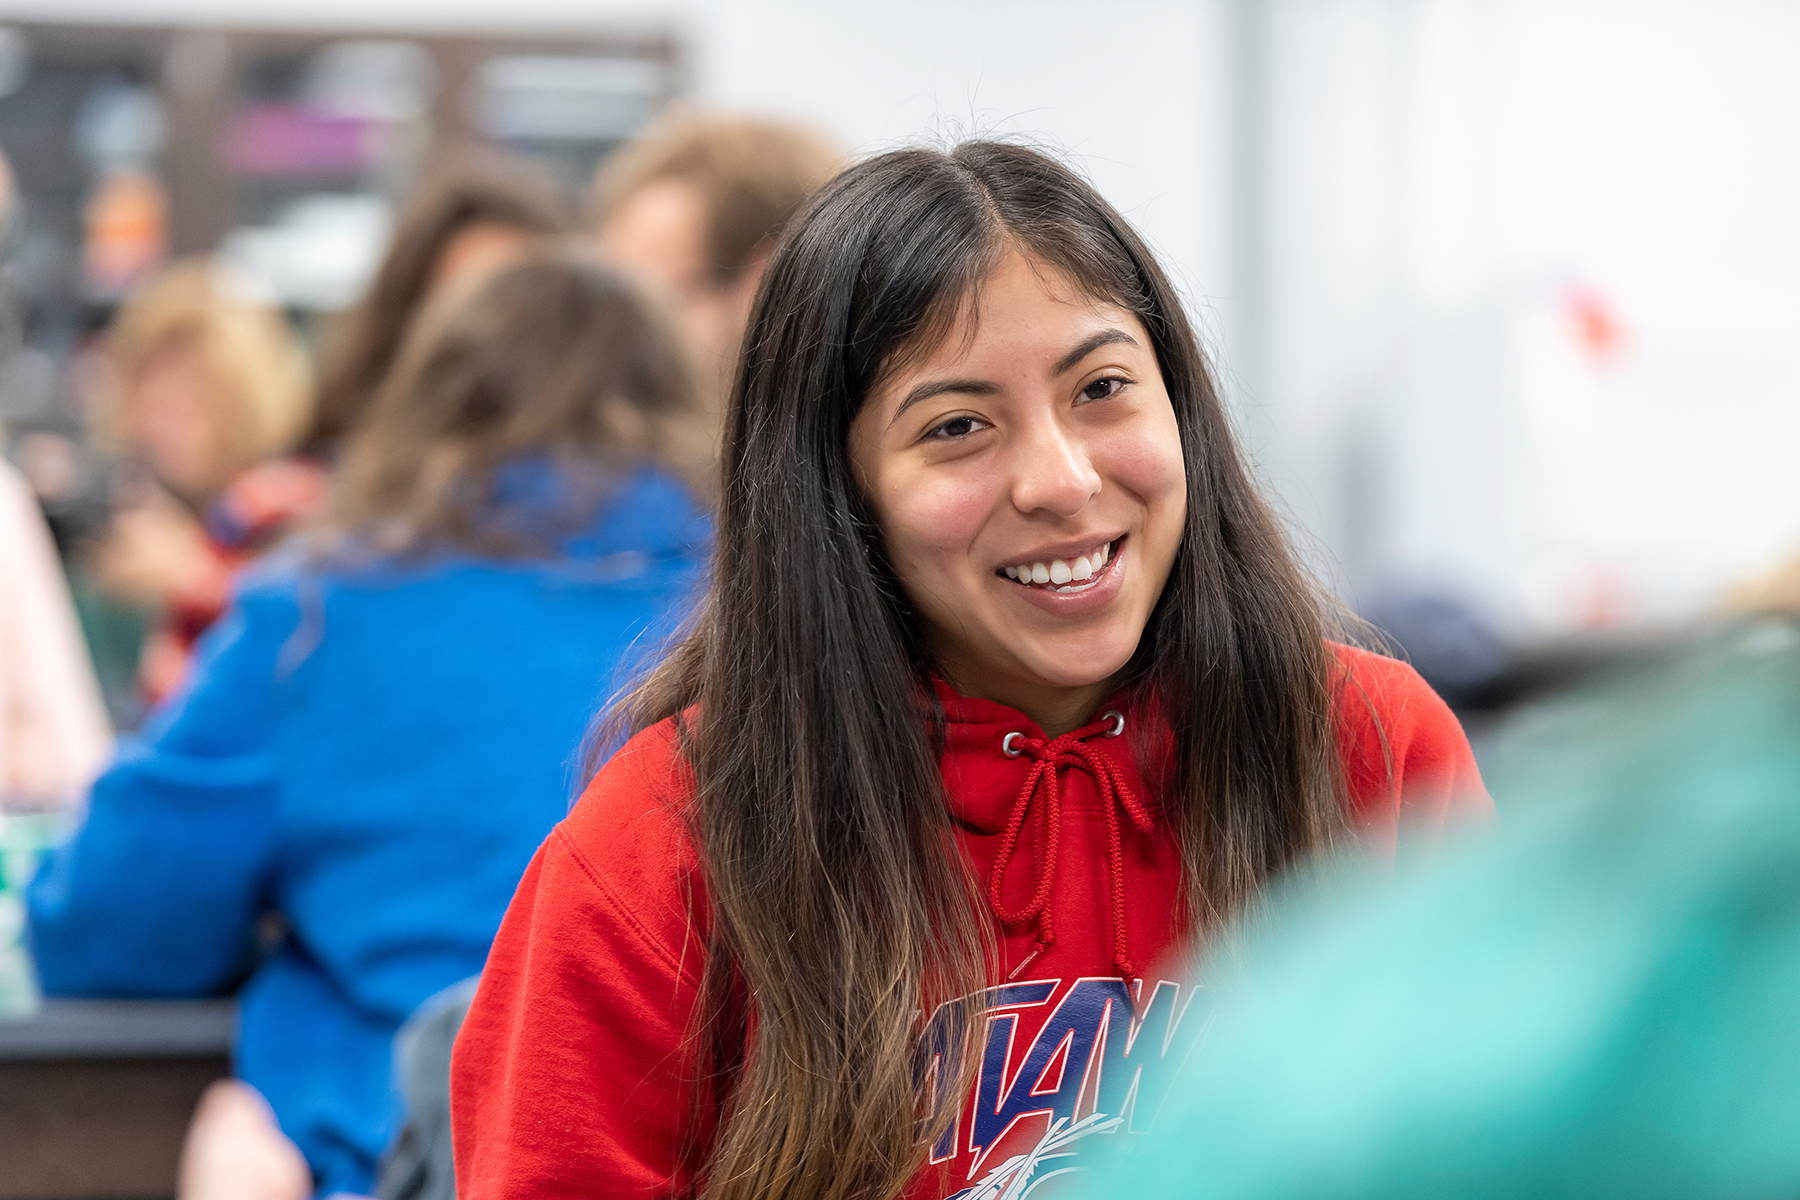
[177,1080,312,1200]
[93,490,222,609]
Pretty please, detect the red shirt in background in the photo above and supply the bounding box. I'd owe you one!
[138,457,327,703]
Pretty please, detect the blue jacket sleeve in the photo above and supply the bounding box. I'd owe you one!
[26,578,303,997]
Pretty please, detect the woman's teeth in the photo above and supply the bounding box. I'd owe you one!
[1002,541,1113,589]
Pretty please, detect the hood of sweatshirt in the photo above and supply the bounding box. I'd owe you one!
[932,679,1184,984]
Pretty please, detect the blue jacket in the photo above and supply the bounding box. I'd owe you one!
[27,468,708,1196]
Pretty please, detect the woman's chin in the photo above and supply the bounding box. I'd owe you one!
[937,634,1139,710]
[1013,647,1135,695]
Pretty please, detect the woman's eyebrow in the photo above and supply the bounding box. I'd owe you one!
[886,327,1138,427]
[890,378,999,426]
[1052,327,1137,377]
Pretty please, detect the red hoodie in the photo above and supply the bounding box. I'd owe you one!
[451,645,1489,1199]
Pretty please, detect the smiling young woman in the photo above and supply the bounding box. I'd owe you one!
[847,249,1188,736]
[451,143,1491,1200]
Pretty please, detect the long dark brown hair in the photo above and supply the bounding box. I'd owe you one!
[327,246,703,559]
[620,141,1348,1200]
[308,152,572,456]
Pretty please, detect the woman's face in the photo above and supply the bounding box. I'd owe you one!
[126,342,229,501]
[849,249,1187,732]
[598,178,760,416]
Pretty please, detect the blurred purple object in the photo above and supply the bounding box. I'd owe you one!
[224,104,370,175]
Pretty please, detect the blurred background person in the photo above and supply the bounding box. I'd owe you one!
[26,246,710,1195]
[591,112,838,433]
[307,151,571,462]
[0,456,109,810]
[0,142,109,811]
[93,260,316,703]
[175,1079,313,1200]
[1084,615,1800,1200]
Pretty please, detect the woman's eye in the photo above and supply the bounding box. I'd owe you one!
[925,415,986,440]
[1081,376,1128,403]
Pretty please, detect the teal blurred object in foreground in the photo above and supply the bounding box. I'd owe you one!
[1086,617,1800,1200]
[0,812,68,1016]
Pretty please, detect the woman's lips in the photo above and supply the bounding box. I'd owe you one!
[997,536,1128,615]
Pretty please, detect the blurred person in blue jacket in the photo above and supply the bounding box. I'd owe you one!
[1079,616,1800,1200]
[26,245,711,1196]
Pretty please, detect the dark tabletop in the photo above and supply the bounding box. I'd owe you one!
[0,998,234,1059]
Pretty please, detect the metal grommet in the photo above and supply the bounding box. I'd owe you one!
[1002,731,1026,757]
[1102,710,1126,738]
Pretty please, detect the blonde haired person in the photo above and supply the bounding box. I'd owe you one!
[96,260,322,703]
[592,112,840,426]
[30,248,710,1196]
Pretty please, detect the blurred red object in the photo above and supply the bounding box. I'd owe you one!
[204,458,329,551]
[1564,560,1637,628]
[104,458,329,705]
[1564,285,1628,366]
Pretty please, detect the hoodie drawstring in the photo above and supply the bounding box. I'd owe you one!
[988,711,1154,981]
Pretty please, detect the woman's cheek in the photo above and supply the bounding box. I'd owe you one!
[884,469,995,566]
[1101,408,1186,507]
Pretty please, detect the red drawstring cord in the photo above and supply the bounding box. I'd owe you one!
[987,713,1154,981]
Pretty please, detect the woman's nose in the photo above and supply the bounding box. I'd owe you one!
[1009,421,1101,518]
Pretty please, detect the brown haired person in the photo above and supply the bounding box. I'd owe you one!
[29,247,710,1196]
[592,113,839,425]
[96,260,319,703]
[309,151,571,459]
[453,143,1492,1199]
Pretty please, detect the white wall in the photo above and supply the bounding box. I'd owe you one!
[1245,0,1800,630]
[690,0,1232,320]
